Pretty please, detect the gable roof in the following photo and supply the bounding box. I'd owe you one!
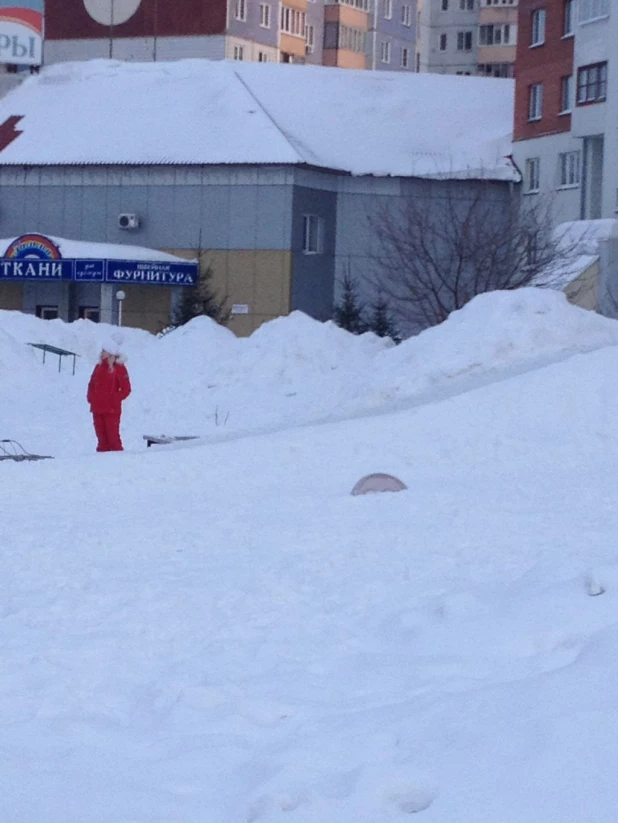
[0,58,517,181]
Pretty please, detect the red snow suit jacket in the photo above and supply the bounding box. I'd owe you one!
[87,361,131,415]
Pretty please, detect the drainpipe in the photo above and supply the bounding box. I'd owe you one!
[371,0,377,70]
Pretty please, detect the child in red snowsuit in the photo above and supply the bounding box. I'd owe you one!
[87,340,132,452]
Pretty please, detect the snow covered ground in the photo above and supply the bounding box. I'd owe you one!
[3,290,618,822]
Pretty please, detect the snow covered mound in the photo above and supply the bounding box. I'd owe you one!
[375,288,618,400]
[3,288,618,822]
[1,288,617,455]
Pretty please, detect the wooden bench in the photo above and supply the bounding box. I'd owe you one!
[143,435,199,448]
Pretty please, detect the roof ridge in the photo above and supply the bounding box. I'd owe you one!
[232,68,308,167]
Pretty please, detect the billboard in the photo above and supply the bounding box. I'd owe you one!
[0,0,44,66]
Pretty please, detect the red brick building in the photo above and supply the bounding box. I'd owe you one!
[513,0,574,142]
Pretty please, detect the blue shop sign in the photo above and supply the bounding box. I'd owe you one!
[0,258,73,281]
[0,235,198,287]
[106,260,198,286]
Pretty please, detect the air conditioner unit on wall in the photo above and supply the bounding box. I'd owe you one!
[118,213,140,230]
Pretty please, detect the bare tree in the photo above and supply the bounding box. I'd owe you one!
[369,181,582,335]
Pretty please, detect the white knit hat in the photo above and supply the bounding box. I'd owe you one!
[101,332,124,357]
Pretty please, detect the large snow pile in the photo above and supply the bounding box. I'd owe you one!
[3,288,618,821]
[2,288,618,456]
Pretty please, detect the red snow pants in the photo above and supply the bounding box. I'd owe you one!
[92,413,123,452]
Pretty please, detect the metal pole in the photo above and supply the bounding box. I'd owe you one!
[109,0,114,58]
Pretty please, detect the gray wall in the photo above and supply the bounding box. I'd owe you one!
[0,165,295,251]
[0,161,516,332]
[290,183,337,320]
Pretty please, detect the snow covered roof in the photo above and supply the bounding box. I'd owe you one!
[0,234,195,263]
[0,59,517,181]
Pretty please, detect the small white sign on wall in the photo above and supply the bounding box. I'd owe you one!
[231,304,250,315]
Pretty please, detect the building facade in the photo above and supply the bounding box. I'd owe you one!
[416,0,518,77]
[40,0,416,72]
[512,0,614,224]
[0,59,516,335]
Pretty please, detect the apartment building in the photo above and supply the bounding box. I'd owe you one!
[512,0,615,224]
[416,0,517,77]
[40,0,416,72]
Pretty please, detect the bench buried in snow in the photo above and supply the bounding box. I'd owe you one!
[351,473,407,496]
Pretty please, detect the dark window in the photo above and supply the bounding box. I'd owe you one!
[577,62,608,104]
[36,305,59,320]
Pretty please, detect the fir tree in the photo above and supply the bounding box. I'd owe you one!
[171,266,230,328]
[369,294,400,342]
[333,274,368,335]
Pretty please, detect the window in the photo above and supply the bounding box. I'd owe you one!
[259,3,271,27]
[457,31,473,50]
[440,33,447,50]
[303,215,322,254]
[79,307,100,322]
[235,0,246,21]
[579,0,609,22]
[528,82,543,120]
[258,51,269,62]
[560,75,573,112]
[525,158,540,193]
[36,305,59,320]
[334,0,370,8]
[338,25,365,52]
[530,9,546,46]
[306,23,315,52]
[380,40,391,62]
[558,151,581,187]
[563,0,574,34]
[577,62,607,104]
[233,44,244,60]
[401,4,412,25]
[441,0,449,9]
[459,0,474,8]
[401,46,409,67]
[478,62,512,77]
[479,24,511,44]
[384,0,392,18]
[280,6,306,36]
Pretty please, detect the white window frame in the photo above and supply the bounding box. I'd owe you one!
[479,23,511,45]
[235,0,247,22]
[558,151,581,188]
[459,0,474,9]
[302,215,323,255]
[306,23,315,53]
[384,0,392,19]
[578,0,609,23]
[528,82,543,121]
[259,3,271,28]
[560,74,573,113]
[380,40,391,63]
[258,51,269,62]
[233,44,244,60]
[563,0,574,35]
[457,30,473,50]
[280,6,306,37]
[525,158,540,194]
[401,4,412,25]
[530,9,546,46]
